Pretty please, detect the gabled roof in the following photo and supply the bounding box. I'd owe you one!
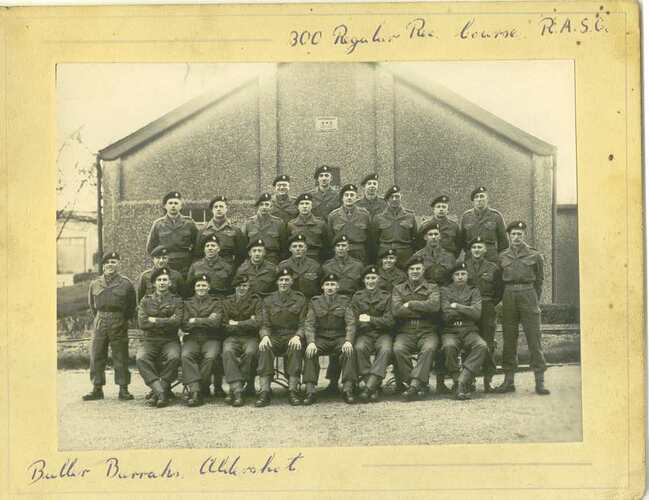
[382,63,556,157]
[98,74,259,161]
[99,62,556,161]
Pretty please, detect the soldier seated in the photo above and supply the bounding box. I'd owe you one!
[180,274,224,407]
[302,273,357,405]
[440,263,488,400]
[256,269,307,407]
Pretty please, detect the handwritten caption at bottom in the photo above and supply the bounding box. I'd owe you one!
[27,453,305,485]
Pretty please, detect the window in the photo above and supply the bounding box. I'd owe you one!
[58,237,86,274]
[181,206,210,226]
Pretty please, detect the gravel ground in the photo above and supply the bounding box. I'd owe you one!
[58,365,582,450]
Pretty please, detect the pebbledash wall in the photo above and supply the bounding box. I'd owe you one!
[99,62,566,304]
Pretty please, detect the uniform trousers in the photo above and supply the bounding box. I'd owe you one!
[136,337,181,388]
[479,299,498,375]
[354,332,393,379]
[441,327,488,376]
[501,287,546,373]
[181,334,222,391]
[303,337,357,386]
[257,334,304,378]
[89,312,131,386]
[222,336,259,384]
[393,326,439,385]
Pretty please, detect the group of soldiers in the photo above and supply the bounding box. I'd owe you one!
[84,165,549,408]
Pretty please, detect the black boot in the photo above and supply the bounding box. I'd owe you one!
[436,374,452,395]
[483,375,494,393]
[494,372,516,393]
[82,386,104,401]
[535,371,551,395]
[118,386,134,401]
[231,391,244,407]
[255,391,272,407]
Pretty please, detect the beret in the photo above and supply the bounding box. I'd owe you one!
[378,248,397,259]
[431,195,450,207]
[232,274,250,287]
[405,255,425,269]
[192,273,211,286]
[150,267,171,283]
[162,191,182,205]
[470,186,487,200]
[361,265,380,278]
[277,268,295,279]
[247,238,266,250]
[209,195,227,209]
[506,220,527,233]
[102,251,120,264]
[289,233,308,245]
[360,173,379,185]
[384,185,401,200]
[273,174,290,186]
[150,246,168,257]
[203,234,221,246]
[420,221,442,235]
[451,262,469,274]
[255,193,273,206]
[313,165,333,179]
[295,193,313,205]
[339,183,358,199]
[469,236,487,247]
[333,234,350,245]
[321,272,340,285]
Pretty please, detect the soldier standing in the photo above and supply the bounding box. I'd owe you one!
[136,267,183,408]
[322,235,364,297]
[420,195,462,258]
[308,165,341,220]
[414,222,457,286]
[83,251,136,401]
[495,221,550,395]
[355,173,387,218]
[180,274,224,407]
[256,269,307,407]
[439,263,488,400]
[234,239,278,298]
[352,266,395,403]
[145,191,198,275]
[287,193,331,262]
[278,233,322,299]
[328,183,371,263]
[459,187,508,262]
[376,248,407,292]
[186,234,234,297]
[302,273,357,405]
[196,195,247,266]
[270,174,298,224]
[137,246,186,301]
[242,193,288,264]
[372,185,418,269]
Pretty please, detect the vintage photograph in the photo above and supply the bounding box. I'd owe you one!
[56,61,581,450]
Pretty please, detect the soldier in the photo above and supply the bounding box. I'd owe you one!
[440,263,488,400]
[278,233,322,299]
[242,192,288,264]
[419,195,462,258]
[495,221,550,395]
[136,267,183,408]
[414,222,457,286]
[137,246,186,301]
[196,195,247,266]
[256,269,307,407]
[221,274,262,407]
[287,193,331,262]
[355,173,387,218]
[234,239,278,297]
[302,273,357,405]
[270,174,298,224]
[83,251,136,402]
[459,186,508,262]
[322,235,364,296]
[376,248,407,292]
[308,165,341,220]
[392,255,441,402]
[180,274,224,407]
[372,185,418,269]
[465,236,503,392]
[352,265,395,403]
[328,183,371,263]
[145,191,198,275]
[186,234,234,297]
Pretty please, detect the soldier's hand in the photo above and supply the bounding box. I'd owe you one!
[188,318,196,324]
[306,342,317,358]
[450,302,457,309]
[259,336,272,351]
[228,319,239,326]
[359,313,371,323]
[148,317,156,323]
[288,336,302,350]
[403,302,410,308]
[342,341,353,354]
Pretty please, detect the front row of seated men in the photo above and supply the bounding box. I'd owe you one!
[84,223,549,408]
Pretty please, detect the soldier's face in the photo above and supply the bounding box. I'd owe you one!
[388,193,402,208]
[165,198,182,216]
[453,270,469,284]
[155,274,170,292]
[408,263,424,281]
[425,230,441,245]
[364,180,379,196]
[473,192,488,209]
[194,281,210,296]
[204,241,220,258]
[433,203,449,217]
[364,274,379,290]
[249,246,265,263]
[236,282,250,297]
[382,254,397,269]
[342,191,357,206]
[322,281,338,295]
[509,229,525,246]
[318,172,332,187]
[290,241,307,258]
[334,241,350,258]
[212,201,227,218]
[298,200,312,215]
[257,200,272,215]
[103,258,119,275]
[471,243,487,259]
[277,275,293,292]
[275,181,290,195]
[152,255,168,268]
